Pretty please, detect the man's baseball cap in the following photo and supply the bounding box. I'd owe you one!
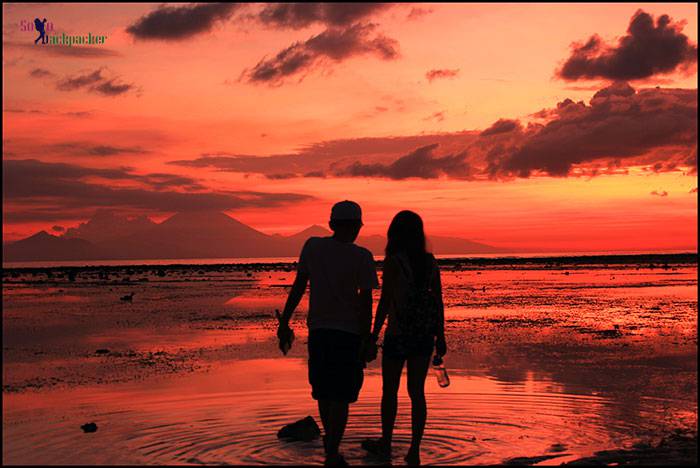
[330,200,363,223]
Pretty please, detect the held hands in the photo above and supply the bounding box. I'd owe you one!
[363,339,378,363]
[361,333,379,363]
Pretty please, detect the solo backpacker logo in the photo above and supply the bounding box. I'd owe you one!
[21,18,108,46]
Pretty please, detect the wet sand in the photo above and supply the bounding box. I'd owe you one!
[2,254,697,465]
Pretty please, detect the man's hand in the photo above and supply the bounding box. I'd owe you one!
[275,309,294,355]
[435,334,447,357]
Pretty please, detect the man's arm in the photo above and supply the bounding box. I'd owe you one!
[280,269,309,326]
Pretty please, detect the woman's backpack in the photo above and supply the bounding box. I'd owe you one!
[394,253,440,338]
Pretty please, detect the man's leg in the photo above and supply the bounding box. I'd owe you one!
[318,400,330,452]
[325,400,349,458]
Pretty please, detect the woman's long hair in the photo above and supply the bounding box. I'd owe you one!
[385,210,428,284]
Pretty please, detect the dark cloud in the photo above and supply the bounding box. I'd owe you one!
[91,79,134,96]
[56,69,104,91]
[3,108,45,114]
[63,111,93,118]
[2,159,313,222]
[245,23,399,84]
[426,68,459,82]
[258,3,392,29]
[51,225,65,233]
[29,67,54,78]
[491,84,697,177]
[2,108,93,118]
[650,190,668,197]
[54,68,135,97]
[423,111,446,122]
[88,145,148,156]
[407,7,433,21]
[50,142,148,157]
[126,3,240,40]
[557,10,698,81]
[266,173,299,180]
[171,84,696,181]
[168,132,476,177]
[480,119,521,137]
[335,144,471,180]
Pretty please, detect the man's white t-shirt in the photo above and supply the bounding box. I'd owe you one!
[298,236,379,335]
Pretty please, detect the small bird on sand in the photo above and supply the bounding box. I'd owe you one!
[120,292,135,302]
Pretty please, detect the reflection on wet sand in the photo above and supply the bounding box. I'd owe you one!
[2,255,697,464]
[4,359,690,465]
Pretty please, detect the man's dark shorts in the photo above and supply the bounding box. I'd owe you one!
[308,328,364,403]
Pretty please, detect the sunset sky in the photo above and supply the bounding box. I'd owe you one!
[2,3,698,252]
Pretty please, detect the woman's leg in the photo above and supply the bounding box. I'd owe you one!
[405,354,431,463]
[381,352,404,449]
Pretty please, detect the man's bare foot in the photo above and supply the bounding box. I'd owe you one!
[404,448,420,466]
[324,453,348,466]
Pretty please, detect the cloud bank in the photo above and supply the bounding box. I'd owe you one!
[3,159,314,222]
[127,3,240,40]
[557,10,698,81]
[171,83,697,181]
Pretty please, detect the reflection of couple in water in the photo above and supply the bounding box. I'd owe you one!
[277,200,447,466]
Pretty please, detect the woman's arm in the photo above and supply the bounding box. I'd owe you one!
[370,257,395,340]
[431,257,447,356]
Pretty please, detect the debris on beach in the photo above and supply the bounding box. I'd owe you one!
[81,422,98,433]
[503,453,569,465]
[120,292,135,302]
[548,443,567,453]
[277,416,321,442]
[563,431,697,465]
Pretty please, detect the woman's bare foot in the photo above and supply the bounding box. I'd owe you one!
[361,437,392,460]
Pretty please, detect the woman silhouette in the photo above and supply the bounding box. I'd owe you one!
[363,210,447,465]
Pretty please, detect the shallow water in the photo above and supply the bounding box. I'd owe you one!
[4,358,692,466]
[3,259,697,464]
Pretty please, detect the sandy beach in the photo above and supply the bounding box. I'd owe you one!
[3,254,697,465]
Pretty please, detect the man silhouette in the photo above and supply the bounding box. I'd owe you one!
[34,18,47,44]
[277,201,378,466]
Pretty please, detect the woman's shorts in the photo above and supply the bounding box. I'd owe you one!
[308,328,364,403]
[382,333,435,360]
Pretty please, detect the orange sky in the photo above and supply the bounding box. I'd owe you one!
[2,3,698,252]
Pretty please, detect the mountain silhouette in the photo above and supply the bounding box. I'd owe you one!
[63,209,156,244]
[3,211,502,262]
[4,231,98,261]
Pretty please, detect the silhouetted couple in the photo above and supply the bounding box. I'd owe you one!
[277,200,446,466]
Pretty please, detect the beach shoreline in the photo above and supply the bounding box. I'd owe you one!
[3,257,697,465]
